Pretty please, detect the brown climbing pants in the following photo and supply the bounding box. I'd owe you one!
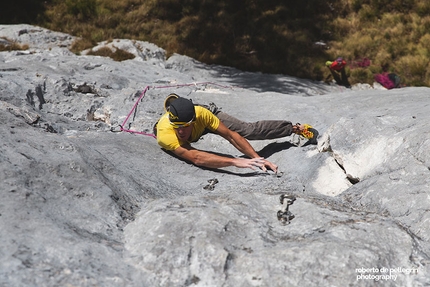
[215,111,294,140]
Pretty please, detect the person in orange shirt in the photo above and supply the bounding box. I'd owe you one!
[326,57,350,87]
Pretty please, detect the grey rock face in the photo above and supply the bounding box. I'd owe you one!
[1,24,429,287]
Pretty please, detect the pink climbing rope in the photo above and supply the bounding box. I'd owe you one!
[119,86,157,138]
[119,82,235,138]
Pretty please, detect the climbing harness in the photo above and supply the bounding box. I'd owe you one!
[277,194,296,225]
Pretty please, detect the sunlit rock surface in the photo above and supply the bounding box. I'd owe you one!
[1,24,429,287]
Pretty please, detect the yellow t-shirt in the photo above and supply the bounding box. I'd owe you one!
[156,106,220,150]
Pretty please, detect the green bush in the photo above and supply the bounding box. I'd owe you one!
[65,0,97,20]
[416,1,430,16]
[349,68,374,85]
[0,38,29,51]
[87,46,135,61]
[17,0,430,87]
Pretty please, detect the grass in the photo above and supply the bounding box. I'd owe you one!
[0,38,29,51]
[3,0,430,87]
[86,46,135,61]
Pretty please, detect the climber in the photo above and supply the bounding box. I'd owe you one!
[154,94,318,172]
[326,57,351,87]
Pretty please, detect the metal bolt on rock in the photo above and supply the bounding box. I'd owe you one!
[203,178,219,190]
[277,194,296,225]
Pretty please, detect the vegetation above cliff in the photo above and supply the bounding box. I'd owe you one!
[2,0,430,86]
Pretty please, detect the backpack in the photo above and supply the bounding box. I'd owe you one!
[388,73,401,88]
[375,73,400,89]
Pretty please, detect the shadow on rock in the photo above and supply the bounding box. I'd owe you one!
[256,140,296,158]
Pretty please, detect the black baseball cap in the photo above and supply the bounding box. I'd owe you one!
[168,97,196,123]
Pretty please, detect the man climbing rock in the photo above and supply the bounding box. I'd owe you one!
[154,94,318,172]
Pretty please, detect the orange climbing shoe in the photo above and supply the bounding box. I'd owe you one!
[294,123,319,144]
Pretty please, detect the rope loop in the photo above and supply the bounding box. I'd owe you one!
[121,82,237,138]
